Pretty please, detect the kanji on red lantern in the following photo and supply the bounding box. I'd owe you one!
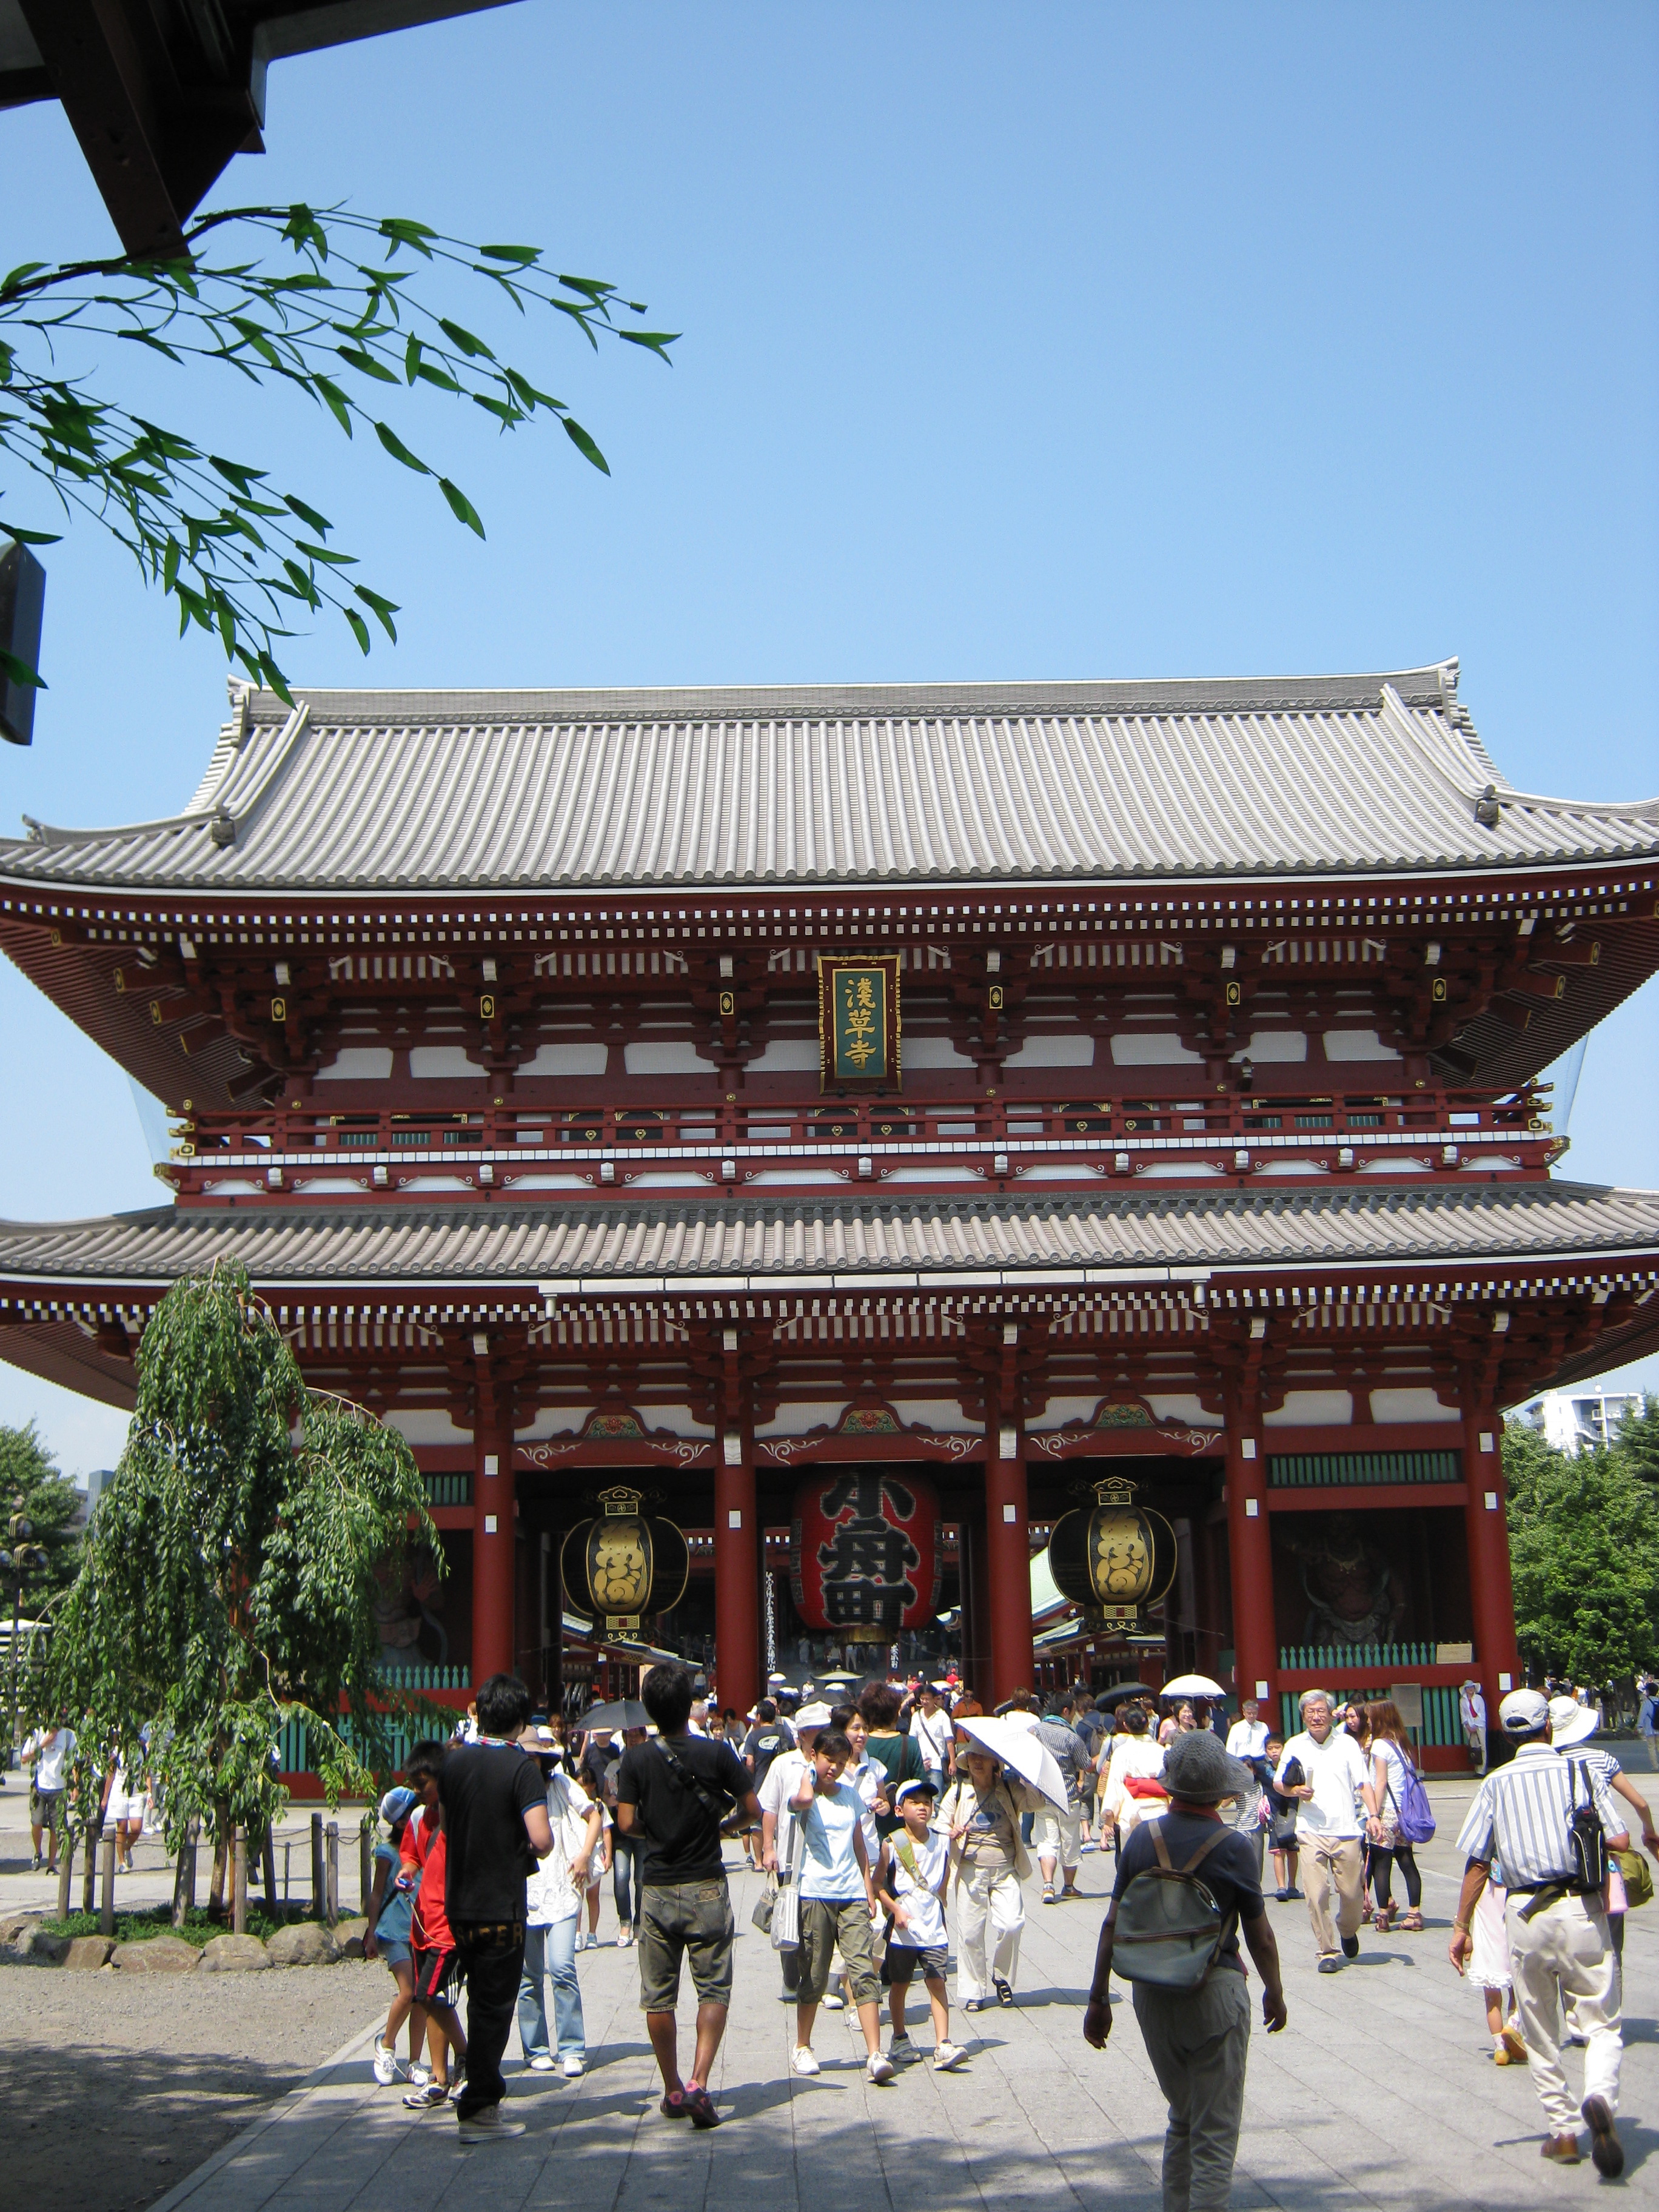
[791,1469,942,1633]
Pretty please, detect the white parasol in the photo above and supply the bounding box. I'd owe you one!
[1159,1673,1227,1701]
[954,1713,1068,1812]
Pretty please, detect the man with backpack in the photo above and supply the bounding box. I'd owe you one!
[1449,1687,1629,2176]
[1083,1731,1285,2211]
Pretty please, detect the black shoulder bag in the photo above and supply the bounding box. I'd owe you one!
[653,1737,746,1838]
[1567,1758,1609,1895]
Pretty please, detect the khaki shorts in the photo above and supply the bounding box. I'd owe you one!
[797,1895,880,2007]
[637,1879,734,2013]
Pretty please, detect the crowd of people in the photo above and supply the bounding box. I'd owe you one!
[337,1660,1658,2202]
[16,1660,1651,2200]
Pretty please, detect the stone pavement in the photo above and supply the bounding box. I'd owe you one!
[135,1779,1655,2212]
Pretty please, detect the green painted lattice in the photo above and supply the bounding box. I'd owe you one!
[1268,1452,1461,1489]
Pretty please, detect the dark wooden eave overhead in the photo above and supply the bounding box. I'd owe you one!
[1,1,520,259]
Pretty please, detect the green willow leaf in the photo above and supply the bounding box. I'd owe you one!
[437,477,484,538]
[373,420,429,475]
[562,416,611,474]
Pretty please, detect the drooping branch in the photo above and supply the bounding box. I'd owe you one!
[0,205,677,699]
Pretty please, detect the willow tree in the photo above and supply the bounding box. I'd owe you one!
[39,1261,436,1911]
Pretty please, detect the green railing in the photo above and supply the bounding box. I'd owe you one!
[423,1473,471,1506]
[381,1664,470,1689]
[275,1692,468,1775]
[1278,1641,1446,1673]
[1268,1451,1461,1489]
[1278,1683,1465,1749]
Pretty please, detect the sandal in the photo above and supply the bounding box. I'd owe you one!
[1373,1906,1392,1935]
[1399,1911,1425,1932]
[993,1977,1014,2008]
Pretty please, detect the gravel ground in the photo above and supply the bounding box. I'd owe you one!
[0,1959,386,2212]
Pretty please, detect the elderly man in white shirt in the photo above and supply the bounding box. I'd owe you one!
[1224,1700,1269,1761]
[1275,1688,1370,1971]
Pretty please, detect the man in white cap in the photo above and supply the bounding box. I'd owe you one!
[760,1701,831,2006]
[1449,1686,1630,2175]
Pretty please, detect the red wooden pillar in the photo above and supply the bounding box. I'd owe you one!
[1464,1409,1520,1705]
[472,1407,517,1686]
[714,1426,761,1718]
[957,1507,991,1703]
[1222,1418,1276,1714]
[985,1412,1034,1704]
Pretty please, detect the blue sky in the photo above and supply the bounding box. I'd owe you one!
[1,2,1655,1473]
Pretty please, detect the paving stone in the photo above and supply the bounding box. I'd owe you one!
[131,1784,1657,2212]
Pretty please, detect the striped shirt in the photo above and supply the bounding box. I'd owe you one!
[1456,1743,1625,1886]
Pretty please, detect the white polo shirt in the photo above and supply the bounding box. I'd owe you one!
[1275,1728,1369,1838]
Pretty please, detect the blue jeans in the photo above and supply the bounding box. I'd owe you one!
[517,1917,584,2062]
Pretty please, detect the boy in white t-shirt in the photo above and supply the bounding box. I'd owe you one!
[875,1779,965,2073]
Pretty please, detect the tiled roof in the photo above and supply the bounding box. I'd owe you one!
[1,1182,1655,1293]
[5,664,1654,893]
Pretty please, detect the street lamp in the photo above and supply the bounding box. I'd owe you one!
[1,1492,49,1772]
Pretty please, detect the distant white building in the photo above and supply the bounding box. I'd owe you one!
[1517,1390,1643,1456]
[69,1467,117,1531]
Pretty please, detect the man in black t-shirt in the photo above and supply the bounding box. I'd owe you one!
[438,1673,553,2143]
[616,1663,760,2129]
[1084,1732,1286,2210]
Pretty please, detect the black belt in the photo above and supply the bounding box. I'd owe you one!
[1506,1877,1578,1894]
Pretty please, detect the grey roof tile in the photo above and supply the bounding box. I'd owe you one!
[5,666,1654,893]
[0,1182,1655,1290]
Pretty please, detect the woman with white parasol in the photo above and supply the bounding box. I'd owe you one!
[937,1715,1064,2012]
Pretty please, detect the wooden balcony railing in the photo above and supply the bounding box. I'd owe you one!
[158,1084,1560,1202]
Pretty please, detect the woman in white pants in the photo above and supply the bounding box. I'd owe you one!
[938,1750,1044,2013]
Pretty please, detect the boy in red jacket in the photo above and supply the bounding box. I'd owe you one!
[400,1741,469,2111]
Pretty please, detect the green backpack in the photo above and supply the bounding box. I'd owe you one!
[1110,1823,1235,1992]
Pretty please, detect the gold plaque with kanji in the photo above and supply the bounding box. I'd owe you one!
[818,954,901,1092]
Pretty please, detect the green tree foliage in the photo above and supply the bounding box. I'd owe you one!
[1614,1392,1659,1485]
[1504,1419,1659,1682]
[0,1419,83,1607]
[38,1261,436,1858]
[0,206,676,698]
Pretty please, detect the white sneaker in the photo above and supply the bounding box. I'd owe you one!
[456,2106,526,2144]
[933,2042,967,2072]
[792,2046,821,2076]
[372,2043,401,2085]
[407,2060,432,2089]
[821,1989,846,2011]
[866,2051,896,2085]
[527,2055,557,2073]
[618,1926,635,1948]
[888,2034,922,2066]
[561,2054,584,2079]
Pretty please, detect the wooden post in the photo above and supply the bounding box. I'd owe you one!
[324,1820,340,1926]
[232,1828,247,1934]
[310,1811,324,1918]
[81,1814,100,1915]
[358,1818,372,1912]
[56,1832,75,1922]
[99,1834,116,1936]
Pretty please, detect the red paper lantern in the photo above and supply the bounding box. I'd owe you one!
[790,1469,942,1637]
